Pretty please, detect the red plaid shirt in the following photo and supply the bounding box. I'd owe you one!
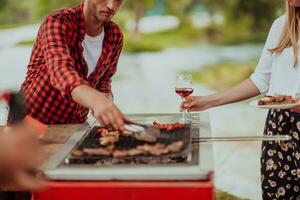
[19,3,123,124]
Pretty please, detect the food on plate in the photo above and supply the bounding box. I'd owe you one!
[153,121,185,131]
[258,95,298,105]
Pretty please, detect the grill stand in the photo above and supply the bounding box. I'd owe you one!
[35,113,214,200]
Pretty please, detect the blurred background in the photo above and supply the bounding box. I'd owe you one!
[0,0,285,199]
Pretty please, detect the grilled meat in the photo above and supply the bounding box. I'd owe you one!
[113,150,129,158]
[72,126,187,159]
[112,142,183,158]
[98,128,135,146]
[132,127,159,143]
[99,136,119,146]
[71,150,84,157]
[127,148,144,156]
[83,145,114,156]
[258,95,297,105]
[167,141,184,153]
[153,121,185,131]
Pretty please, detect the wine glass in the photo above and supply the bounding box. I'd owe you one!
[175,74,193,124]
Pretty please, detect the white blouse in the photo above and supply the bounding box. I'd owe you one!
[250,15,300,97]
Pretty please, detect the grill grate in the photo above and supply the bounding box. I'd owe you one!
[63,125,198,166]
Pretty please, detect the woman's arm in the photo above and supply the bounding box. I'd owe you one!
[181,78,260,111]
[182,17,281,112]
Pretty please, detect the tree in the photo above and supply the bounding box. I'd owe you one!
[124,0,155,39]
[0,0,8,11]
[220,0,283,32]
[0,0,34,23]
[34,0,80,19]
[163,0,200,27]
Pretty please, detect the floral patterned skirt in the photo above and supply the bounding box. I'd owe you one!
[261,109,300,200]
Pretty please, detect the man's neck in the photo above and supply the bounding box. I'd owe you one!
[83,5,104,37]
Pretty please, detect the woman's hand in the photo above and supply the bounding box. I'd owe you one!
[180,96,213,112]
[290,105,300,113]
[289,97,300,113]
[179,79,261,112]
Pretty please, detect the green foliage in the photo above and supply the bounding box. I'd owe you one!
[124,25,204,53]
[17,39,36,46]
[200,0,284,45]
[17,25,204,53]
[0,0,286,49]
[0,0,9,11]
[0,22,29,30]
[164,0,199,26]
[0,0,80,23]
[221,0,284,31]
[190,61,257,90]
[124,0,155,9]
[216,190,248,200]
[0,0,34,23]
[208,21,268,45]
[34,0,80,18]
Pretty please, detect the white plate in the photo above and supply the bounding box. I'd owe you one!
[249,100,300,109]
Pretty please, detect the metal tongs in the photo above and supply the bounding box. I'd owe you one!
[192,135,292,143]
[124,120,160,142]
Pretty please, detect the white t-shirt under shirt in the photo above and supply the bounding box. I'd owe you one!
[82,32,105,76]
[250,15,300,97]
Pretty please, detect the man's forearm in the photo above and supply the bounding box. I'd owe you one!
[208,78,261,108]
[71,85,111,110]
[100,92,113,101]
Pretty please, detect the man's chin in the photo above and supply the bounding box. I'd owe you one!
[96,15,112,23]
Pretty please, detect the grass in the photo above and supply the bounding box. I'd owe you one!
[205,23,268,46]
[216,190,249,200]
[0,23,25,30]
[17,39,36,46]
[14,23,267,54]
[124,25,204,53]
[16,25,205,52]
[189,61,257,90]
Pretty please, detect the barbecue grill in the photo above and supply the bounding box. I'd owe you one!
[43,113,213,181]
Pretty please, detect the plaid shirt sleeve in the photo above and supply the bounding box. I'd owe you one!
[41,16,89,98]
[98,35,123,96]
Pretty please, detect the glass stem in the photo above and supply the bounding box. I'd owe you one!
[182,97,188,123]
[183,109,188,123]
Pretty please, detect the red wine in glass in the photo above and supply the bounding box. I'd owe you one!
[175,88,194,98]
[175,74,193,124]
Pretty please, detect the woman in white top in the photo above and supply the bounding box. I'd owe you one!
[182,0,300,199]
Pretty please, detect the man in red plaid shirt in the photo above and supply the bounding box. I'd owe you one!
[19,0,126,130]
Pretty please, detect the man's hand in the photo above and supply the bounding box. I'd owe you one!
[90,94,125,130]
[72,85,125,130]
[0,123,47,191]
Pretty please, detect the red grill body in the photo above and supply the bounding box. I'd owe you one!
[33,174,214,200]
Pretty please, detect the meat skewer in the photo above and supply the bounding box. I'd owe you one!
[192,135,291,143]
